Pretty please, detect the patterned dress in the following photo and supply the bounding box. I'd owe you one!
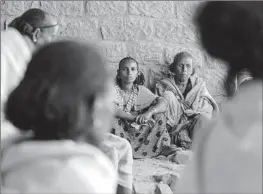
[112,85,171,159]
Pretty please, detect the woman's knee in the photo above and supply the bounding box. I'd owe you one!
[163,91,180,104]
[163,91,177,108]
[163,91,175,100]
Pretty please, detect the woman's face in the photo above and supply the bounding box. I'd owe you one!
[173,57,193,82]
[119,60,138,84]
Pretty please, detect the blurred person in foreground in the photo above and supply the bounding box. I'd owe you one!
[1,8,59,144]
[175,1,262,193]
[1,9,133,194]
[1,40,117,193]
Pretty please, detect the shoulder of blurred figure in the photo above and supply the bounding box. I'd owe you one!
[1,27,21,42]
[1,27,34,53]
[220,80,262,134]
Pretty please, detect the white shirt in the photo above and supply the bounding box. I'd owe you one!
[1,28,33,143]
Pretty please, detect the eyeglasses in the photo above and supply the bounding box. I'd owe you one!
[4,23,60,31]
[38,23,60,30]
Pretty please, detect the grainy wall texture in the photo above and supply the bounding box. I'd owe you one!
[1,1,228,105]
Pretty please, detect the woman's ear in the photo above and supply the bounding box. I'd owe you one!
[31,28,41,43]
[138,70,141,76]
[169,63,174,73]
[191,68,196,76]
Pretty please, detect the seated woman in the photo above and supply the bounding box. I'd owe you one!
[1,41,117,193]
[112,57,172,159]
[156,52,218,149]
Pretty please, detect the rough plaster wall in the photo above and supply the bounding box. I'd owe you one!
[1,1,228,105]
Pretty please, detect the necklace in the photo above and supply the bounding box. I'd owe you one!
[116,85,139,112]
[123,91,132,104]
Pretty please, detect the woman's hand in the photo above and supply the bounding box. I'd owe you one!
[180,99,191,109]
[115,108,136,122]
[136,111,153,124]
[184,109,199,116]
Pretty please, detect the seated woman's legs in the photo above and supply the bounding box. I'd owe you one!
[113,113,171,158]
[162,91,184,145]
[163,91,183,128]
[162,91,207,149]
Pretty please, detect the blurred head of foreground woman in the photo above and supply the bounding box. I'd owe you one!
[175,1,262,194]
[1,40,117,193]
[196,1,263,96]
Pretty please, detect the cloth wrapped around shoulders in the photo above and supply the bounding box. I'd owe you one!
[156,76,219,119]
[155,76,218,149]
[114,85,158,113]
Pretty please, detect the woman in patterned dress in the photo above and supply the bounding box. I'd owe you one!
[112,57,172,159]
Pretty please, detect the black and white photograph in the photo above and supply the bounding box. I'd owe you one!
[1,1,262,193]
